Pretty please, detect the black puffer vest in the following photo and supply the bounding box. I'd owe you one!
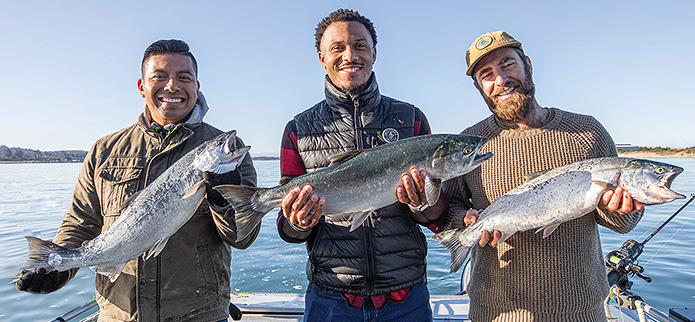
[294,74,427,295]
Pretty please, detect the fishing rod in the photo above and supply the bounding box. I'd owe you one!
[606,193,695,290]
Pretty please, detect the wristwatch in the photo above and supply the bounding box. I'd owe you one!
[409,203,430,212]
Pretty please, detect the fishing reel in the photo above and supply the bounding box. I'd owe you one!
[605,239,652,310]
[605,239,652,290]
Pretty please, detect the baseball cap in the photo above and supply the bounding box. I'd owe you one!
[465,31,523,76]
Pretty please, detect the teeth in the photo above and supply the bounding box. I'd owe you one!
[499,87,515,96]
[161,97,183,103]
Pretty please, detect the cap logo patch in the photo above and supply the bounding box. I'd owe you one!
[382,128,400,143]
[476,36,493,50]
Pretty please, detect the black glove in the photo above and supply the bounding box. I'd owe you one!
[229,302,243,320]
[204,170,242,208]
[15,267,70,294]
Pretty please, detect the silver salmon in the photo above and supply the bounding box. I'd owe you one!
[215,134,493,242]
[433,157,685,273]
[16,130,250,282]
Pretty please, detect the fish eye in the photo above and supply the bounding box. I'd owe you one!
[655,167,665,174]
[463,147,473,154]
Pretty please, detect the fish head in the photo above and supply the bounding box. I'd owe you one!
[620,159,685,205]
[431,134,493,179]
[194,130,251,173]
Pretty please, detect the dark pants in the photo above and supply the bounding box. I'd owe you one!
[303,281,432,322]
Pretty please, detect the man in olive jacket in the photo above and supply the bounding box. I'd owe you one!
[15,39,258,322]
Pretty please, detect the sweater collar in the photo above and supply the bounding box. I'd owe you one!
[486,107,564,139]
[324,72,381,114]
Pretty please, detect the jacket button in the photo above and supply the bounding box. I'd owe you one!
[139,279,146,285]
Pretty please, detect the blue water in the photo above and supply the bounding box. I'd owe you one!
[0,159,693,321]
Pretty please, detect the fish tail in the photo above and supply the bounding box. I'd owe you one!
[13,236,65,282]
[213,185,272,242]
[432,229,472,273]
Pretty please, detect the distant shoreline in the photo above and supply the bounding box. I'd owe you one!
[617,151,695,158]
[0,156,280,164]
[2,149,692,164]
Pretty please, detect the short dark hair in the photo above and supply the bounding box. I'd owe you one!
[141,39,198,77]
[314,9,377,52]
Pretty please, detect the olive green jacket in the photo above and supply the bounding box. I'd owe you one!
[53,95,257,322]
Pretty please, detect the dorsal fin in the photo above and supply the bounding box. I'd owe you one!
[328,150,363,166]
[524,169,551,182]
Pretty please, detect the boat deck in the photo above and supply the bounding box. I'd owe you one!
[231,292,468,322]
[230,292,643,322]
[63,292,654,322]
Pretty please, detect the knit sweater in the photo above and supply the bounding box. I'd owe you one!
[442,108,642,322]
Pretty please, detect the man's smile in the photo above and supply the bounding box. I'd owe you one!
[339,64,363,74]
[494,85,518,99]
[159,97,184,103]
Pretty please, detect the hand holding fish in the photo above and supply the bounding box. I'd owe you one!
[281,185,325,231]
[598,186,644,215]
[463,209,503,247]
[397,167,446,223]
[396,167,429,207]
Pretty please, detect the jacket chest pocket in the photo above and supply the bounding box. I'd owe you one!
[98,166,143,218]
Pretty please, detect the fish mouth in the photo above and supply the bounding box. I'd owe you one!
[474,152,493,163]
[656,168,686,200]
[223,131,238,155]
[222,131,250,165]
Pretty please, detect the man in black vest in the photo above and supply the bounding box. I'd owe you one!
[275,9,445,322]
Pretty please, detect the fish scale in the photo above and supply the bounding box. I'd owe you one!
[215,134,494,243]
[433,157,686,273]
[16,130,250,283]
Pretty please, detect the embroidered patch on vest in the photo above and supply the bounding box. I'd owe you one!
[382,128,400,143]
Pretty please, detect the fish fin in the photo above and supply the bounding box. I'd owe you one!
[14,236,67,281]
[432,229,472,273]
[278,176,293,185]
[591,180,617,191]
[328,150,363,166]
[93,262,128,282]
[144,237,170,260]
[424,173,442,206]
[118,190,142,214]
[524,169,551,182]
[349,210,373,231]
[214,185,272,242]
[183,180,207,199]
[535,222,562,238]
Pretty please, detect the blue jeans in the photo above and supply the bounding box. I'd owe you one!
[303,281,432,322]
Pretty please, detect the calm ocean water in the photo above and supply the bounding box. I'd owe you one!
[0,158,693,321]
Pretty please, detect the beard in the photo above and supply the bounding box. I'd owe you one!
[481,66,536,123]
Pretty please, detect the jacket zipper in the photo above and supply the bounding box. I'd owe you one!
[352,97,362,149]
[353,96,376,293]
[364,216,375,294]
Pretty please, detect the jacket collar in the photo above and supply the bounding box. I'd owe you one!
[324,72,381,114]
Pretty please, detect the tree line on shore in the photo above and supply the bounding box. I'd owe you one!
[0,145,87,163]
[0,145,279,163]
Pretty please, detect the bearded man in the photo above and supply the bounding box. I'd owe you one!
[440,31,644,321]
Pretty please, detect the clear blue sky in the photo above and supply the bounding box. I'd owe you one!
[1,1,693,155]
